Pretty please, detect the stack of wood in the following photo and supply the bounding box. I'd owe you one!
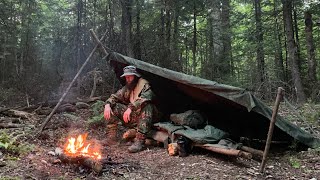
[0,108,37,129]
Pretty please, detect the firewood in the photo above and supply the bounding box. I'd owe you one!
[195,144,252,159]
[240,145,263,158]
[122,129,136,141]
[168,143,178,156]
[58,153,102,173]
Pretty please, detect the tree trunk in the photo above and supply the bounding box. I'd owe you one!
[134,0,142,59]
[282,0,306,104]
[159,4,166,67]
[106,1,115,50]
[172,1,181,71]
[120,0,133,57]
[293,1,302,70]
[254,0,266,96]
[273,0,285,83]
[76,0,83,93]
[221,0,232,78]
[304,11,317,83]
[192,0,197,76]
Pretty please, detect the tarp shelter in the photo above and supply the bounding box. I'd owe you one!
[106,52,320,149]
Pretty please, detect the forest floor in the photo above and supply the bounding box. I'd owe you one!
[1,99,320,180]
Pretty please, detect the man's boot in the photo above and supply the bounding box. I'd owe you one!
[128,132,146,153]
[106,124,118,145]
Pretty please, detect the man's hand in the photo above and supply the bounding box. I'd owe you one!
[104,104,113,120]
[123,108,132,123]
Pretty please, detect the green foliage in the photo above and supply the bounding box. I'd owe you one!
[289,157,301,169]
[0,131,34,156]
[87,100,105,127]
[299,104,320,124]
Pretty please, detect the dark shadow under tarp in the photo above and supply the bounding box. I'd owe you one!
[106,52,320,149]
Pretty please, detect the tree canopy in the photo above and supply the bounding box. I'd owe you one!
[0,0,319,104]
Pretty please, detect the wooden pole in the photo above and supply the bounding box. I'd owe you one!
[89,29,109,56]
[259,87,284,173]
[37,29,108,134]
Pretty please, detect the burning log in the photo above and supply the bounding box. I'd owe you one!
[58,133,103,173]
[58,153,102,173]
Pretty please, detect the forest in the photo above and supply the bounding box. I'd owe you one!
[0,0,320,179]
[0,0,319,105]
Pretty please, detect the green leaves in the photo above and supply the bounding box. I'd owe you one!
[0,131,34,155]
[0,142,9,149]
[289,157,301,169]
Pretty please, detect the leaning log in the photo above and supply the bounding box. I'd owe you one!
[195,144,252,159]
[58,153,102,173]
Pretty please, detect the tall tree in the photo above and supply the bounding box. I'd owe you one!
[282,0,306,104]
[171,0,181,71]
[304,11,317,83]
[254,0,266,91]
[120,0,133,56]
[273,0,285,83]
[221,0,232,79]
[134,0,142,59]
[192,0,197,75]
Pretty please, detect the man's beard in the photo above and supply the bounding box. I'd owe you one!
[127,77,139,90]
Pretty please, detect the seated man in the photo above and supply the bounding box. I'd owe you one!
[104,65,160,153]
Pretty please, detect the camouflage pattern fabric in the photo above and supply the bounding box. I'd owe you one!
[106,77,160,135]
[108,103,160,135]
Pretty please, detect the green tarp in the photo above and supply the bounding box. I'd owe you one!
[107,52,320,148]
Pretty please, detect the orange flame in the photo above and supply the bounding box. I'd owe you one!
[64,133,101,160]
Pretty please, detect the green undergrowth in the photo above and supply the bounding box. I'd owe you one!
[87,100,105,127]
[0,130,34,156]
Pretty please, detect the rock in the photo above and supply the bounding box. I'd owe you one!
[55,147,63,156]
[48,151,55,156]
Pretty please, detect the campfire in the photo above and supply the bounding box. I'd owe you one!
[58,133,104,173]
[64,133,101,160]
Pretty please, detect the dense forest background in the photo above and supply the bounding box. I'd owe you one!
[0,0,319,106]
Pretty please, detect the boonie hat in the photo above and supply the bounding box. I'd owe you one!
[120,65,141,78]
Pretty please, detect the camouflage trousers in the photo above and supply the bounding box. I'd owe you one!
[108,103,161,135]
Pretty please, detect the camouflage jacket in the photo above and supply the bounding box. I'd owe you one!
[106,78,155,111]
